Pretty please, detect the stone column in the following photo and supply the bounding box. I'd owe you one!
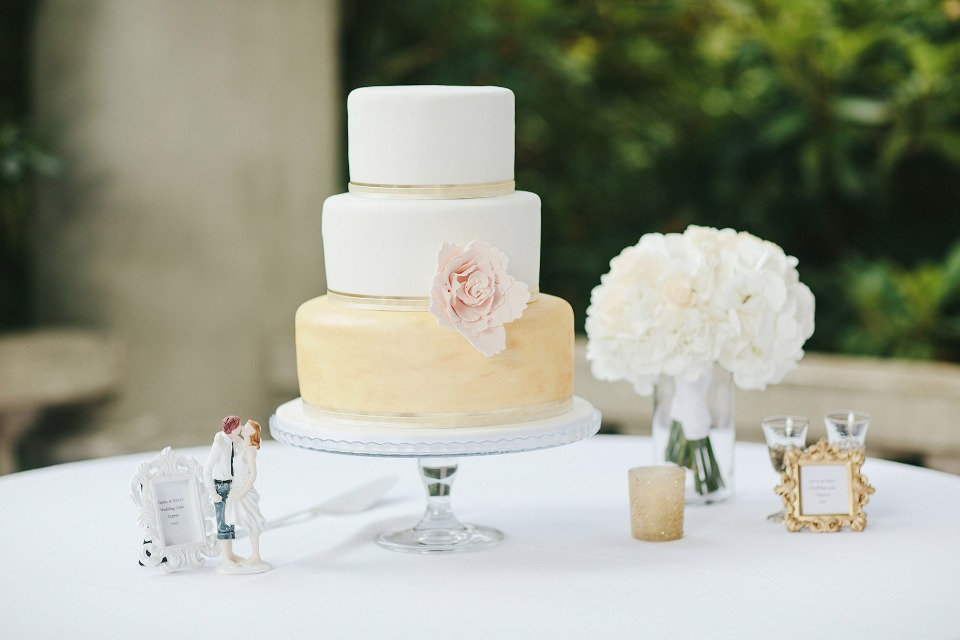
[33,0,339,453]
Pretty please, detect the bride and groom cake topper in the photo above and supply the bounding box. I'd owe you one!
[204,415,271,574]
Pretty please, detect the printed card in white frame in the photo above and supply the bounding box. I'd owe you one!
[776,439,875,533]
[131,447,219,571]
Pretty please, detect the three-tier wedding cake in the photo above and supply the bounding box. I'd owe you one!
[295,85,575,428]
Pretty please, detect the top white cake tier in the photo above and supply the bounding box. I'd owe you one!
[348,85,514,187]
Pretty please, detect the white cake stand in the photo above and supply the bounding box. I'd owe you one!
[269,396,601,554]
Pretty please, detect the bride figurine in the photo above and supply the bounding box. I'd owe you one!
[217,419,271,575]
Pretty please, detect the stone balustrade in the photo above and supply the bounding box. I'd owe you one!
[574,341,960,474]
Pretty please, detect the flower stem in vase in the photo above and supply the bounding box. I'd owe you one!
[666,419,690,468]
[665,419,725,497]
[686,435,725,496]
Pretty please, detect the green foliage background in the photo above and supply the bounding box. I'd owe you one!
[342,0,960,360]
[0,0,55,330]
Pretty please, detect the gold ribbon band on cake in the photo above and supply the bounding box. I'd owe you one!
[348,180,515,200]
[302,398,574,428]
[327,288,540,312]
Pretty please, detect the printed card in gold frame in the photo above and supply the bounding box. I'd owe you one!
[775,439,875,533]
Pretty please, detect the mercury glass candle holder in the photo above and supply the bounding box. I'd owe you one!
[761,415,808,523]
[824,410,870,452]
[628,466,685,542]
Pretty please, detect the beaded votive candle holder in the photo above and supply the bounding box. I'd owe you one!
[628,466,685,542]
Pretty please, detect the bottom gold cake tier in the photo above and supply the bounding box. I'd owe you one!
[295,293,574,427]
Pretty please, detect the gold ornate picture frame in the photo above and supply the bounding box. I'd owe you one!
[776,439,875,532]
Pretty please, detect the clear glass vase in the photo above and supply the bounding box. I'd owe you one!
[652,365,735,505]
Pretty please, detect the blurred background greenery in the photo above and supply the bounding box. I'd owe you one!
[1,1,57,331]
[4,0,960,362]
[343,0,960,361]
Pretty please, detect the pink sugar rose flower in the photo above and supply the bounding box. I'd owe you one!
[429,240,531,357]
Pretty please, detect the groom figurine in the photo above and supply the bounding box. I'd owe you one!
[204,415,242,562]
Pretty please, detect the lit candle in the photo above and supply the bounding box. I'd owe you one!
[628,466,685,542]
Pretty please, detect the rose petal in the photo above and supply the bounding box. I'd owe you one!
[436,242,462,270]
[501,280,531,321]
[453,298,483,322]
[465,326,507,357]
[429,292,458,333]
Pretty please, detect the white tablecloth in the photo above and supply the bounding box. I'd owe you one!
[2,435,958,639]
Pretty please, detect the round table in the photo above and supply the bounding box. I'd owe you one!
[2,435,957,639]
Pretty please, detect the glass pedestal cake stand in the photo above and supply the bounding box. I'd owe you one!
[269,396,601,554]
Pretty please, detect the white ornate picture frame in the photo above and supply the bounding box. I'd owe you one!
[130,447,219,571]
[776,439,875,533]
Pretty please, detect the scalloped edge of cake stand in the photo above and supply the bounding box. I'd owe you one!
[269,396,602,458]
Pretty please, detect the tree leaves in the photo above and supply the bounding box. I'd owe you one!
[343,0,960,358]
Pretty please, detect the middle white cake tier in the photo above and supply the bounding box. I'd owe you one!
[322,190,541,299]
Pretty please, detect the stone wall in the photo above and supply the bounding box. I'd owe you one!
[32,1,340,456]
[575,343,960,474]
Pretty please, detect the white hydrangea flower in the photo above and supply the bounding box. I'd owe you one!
[585,225,815,395]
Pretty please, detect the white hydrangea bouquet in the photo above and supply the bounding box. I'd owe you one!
[586,226,815,497]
